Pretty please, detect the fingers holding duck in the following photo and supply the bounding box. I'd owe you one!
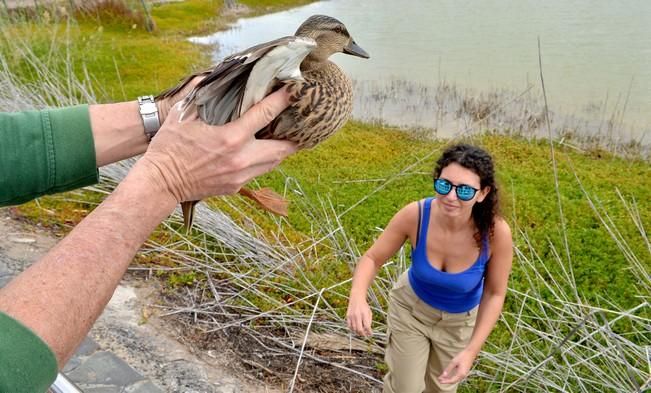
[228,87,292,138]
[230,141,298,186]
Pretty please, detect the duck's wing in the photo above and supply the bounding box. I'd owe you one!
[238,36,316,115]
[159,36,315,126]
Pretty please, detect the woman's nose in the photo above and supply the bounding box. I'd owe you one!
[444,188,458,201]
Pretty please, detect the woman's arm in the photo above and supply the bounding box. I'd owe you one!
[465,218,513,355]
[347,201,419,336]
[439,218,513,384]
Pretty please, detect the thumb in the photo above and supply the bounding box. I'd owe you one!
[441,360,456,378]
[439,359,463,384]
[231,88,291,135]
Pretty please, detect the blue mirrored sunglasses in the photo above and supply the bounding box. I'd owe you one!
[434,178,479,201]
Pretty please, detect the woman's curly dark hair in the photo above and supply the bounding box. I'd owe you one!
[433,144,500,242]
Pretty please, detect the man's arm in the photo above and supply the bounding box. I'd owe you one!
[0,87,190,206]
[90,101,150,167]
[0,160,176,363]
[0,105,98,206]
[0,89,297,369]
[91,81,195,167]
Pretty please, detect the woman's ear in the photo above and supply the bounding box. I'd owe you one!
[477,186,491,203]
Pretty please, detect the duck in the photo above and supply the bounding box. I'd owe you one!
[157,14,369,228]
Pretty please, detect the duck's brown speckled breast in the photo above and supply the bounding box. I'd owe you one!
[258,62,353,149]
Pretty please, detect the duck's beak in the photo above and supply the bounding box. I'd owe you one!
[343,40,370,59]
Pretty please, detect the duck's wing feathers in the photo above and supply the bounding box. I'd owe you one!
[159,36,316,126]
[238,36,316,115]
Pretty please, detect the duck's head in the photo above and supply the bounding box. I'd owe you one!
[295,15,369,63]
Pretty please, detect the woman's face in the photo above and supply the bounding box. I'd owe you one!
[435,162,489,217]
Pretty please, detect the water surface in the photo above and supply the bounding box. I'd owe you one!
[191,0,650,145]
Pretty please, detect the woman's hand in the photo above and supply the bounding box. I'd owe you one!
[346,295,373,336]
[438,348,478,385]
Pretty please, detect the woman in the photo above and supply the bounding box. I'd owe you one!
[346,144,513,393]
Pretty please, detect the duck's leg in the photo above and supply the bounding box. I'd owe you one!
[180,188,287,230]
[181,200,198,229]
[238,187,289,216]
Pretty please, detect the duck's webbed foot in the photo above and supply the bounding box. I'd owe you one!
[238,187,289,216]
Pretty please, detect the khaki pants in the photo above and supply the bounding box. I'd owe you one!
[383,272,478,393]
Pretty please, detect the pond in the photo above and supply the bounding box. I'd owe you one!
[190,0,650,148]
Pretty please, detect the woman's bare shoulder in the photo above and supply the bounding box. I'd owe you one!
[386,200,423,231]
[490,216,513,253]
[493,217,512,238]
[394,200,423,221]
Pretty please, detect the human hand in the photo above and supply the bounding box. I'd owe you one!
[346,296,373,336]
[438,348,477,385]
[139,88,298,203]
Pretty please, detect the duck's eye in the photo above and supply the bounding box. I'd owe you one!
[332,26,349,36]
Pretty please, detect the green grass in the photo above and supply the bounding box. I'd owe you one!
[0,0,318,103]
[0,20,201,104]
[247,124,649,311]
[149,0,228,34]
[9,89,647,313]
[239,0,314,11]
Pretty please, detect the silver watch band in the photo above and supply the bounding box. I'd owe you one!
[138,95,161,142]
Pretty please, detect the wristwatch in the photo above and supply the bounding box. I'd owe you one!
[138,95,161,142]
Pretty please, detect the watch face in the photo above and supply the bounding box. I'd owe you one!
[140,102,157,115]
[138,96,160,139]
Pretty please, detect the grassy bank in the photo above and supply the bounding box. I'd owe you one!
[1,2,649,391]
[130,126,649,391]
[0,0,314,103]
[257,124,649,307]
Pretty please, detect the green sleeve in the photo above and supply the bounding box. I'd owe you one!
[0,312,58,393]
[0,105,99,207]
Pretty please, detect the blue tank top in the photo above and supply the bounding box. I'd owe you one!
[408,198,490,313]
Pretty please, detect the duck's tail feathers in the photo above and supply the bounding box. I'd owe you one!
[181,200,198,230]
[156,73,197,101]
